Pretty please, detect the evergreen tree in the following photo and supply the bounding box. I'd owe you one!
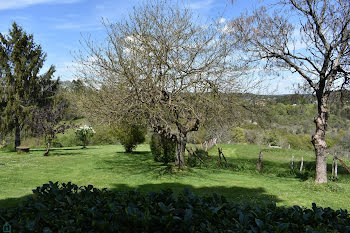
[0,22,57,149]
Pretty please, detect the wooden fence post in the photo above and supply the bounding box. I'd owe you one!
[256,150,263,172]
[332,156,338,178]
[299,157,304,173]
[335,157,338,178]
[218,147,227,166]
[218,148,222,163]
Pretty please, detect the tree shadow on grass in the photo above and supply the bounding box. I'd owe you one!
[218,156,350,178]
[30,147,95,156]
[115,151,150,155]
[0,182,280,212]
[31,150,83,156]
[49,151,83,156]
[110,182,281,205]
[31,147,80,152]
[96,151,164,176]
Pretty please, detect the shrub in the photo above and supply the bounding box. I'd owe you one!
[90,125,119,145]
[1,182,349,233]
[21,137,45,148]
[188,127,208,144]
[244,129,265,145]
[75,125,95,148]
[54,130,78,147]
[264,131,279,146]
[116,124,146,153]
[150,134,162,161]
[150,133,176,164]
[188,149,209,167]
[231,127,246,143]
[283,134,313,150]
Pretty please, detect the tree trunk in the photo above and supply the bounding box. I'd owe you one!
[256,150,263,172]
[332,156,337,178]
[44,141,51,156]
[15,122,21,149]
[312,94,328,184]
[175,133,186,168]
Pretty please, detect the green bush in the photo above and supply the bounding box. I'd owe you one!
[188,127,208,144]
[283,134,313,150]
[53,130,78,147]
[188,149,209,167]
[264,131,279,146]
[231,127,246,143]
[116,124,146,153]
[75,125,95,149]
[1,182,349,233]
[150,133,176,164]
[90,125,119,145]
[21,137,45,148]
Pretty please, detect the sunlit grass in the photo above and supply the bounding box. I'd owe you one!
[0,144,349,210]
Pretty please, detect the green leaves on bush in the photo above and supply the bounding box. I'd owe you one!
[150,133,175,164]
[1,182,349,233]
[187,149,208,167]
[284,134,313,150]
[231,127,246,143]
[116,124,146,153]
[75,125,95,148]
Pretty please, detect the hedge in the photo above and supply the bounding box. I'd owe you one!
[0,182,349,232]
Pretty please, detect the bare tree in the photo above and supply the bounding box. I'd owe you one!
[77,0,241,167]
[229,0,350,183]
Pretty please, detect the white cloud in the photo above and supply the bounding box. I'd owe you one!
[55,22,102,31]
[0,0,81,10]
[187,0,214,10]
[55,61,81,79]
[218,18,226,24]
[12,15,30,21]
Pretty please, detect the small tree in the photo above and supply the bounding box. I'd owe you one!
[0,22,57,149]
[115,124,146,153]
[30,97,73,156]
[75,125,95,149]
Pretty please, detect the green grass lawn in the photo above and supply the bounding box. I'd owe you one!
[0,144,349,210]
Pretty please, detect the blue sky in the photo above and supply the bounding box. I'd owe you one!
[0,0,297,94]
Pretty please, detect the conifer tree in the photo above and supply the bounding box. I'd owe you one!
[0,22,57,149]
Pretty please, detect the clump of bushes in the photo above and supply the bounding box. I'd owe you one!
[116,124,146,153]
[52,130,78,147]
[150,133,176,164]
[187,149,209,167]
[90,125,119,145]
[1,182,349,233]
[283,134,313,150]
[231,127,246,143]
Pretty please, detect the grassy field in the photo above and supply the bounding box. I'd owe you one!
[0,144,349,210]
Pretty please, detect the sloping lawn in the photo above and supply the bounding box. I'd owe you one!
[0,144,349,210]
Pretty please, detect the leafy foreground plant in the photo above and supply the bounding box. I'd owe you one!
[1,182,349,233]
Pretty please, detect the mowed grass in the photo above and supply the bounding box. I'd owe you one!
[0,144,349,210]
